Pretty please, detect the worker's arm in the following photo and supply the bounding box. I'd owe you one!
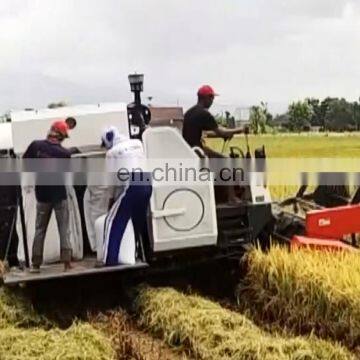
[68,147,81,155]
[22,141,36,159]
[213,125,249,139]
[202,110,249,140]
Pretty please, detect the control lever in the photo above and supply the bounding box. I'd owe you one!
[245,132,251,159]
[229,146,245,159]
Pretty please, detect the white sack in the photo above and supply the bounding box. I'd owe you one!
[83,186,110,252]
[95,214,136,265]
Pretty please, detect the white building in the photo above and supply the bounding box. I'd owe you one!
[234,107,251,127]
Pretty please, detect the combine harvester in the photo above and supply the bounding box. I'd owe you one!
[0,74,358,287]
[0,74,273,286]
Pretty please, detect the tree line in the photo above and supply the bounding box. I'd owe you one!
[217,97,360,133]
[274,97,360,132]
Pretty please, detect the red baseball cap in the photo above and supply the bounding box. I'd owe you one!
[197,85,219,97]
[51,120,69,138]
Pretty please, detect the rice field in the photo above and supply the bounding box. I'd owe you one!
[0,323,115,360]
[207,133,360,199]
[91,309,187,360]
[0,279,358,359]
[135,287,354,360]
[207,133,360,158]
[0,287,115,359]
[0,282,187,360]
[0,287,49,329]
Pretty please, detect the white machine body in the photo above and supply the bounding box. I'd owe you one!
[0,123,13,149]
[246,172,272,204]
[10,102,129,155]
[143,127,218,252]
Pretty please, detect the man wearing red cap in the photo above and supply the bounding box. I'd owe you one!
[23,120,73,273]
[183,85,248,203]
[183,85,248,155]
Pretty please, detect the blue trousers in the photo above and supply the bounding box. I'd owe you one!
[104,176,152,266]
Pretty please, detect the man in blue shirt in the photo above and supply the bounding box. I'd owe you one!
[23,120,73,273]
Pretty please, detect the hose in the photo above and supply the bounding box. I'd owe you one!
[221,138,231,154]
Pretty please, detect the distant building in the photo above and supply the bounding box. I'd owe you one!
[272,114,290,129]
[310,126,321,132]
[149,106,184,131]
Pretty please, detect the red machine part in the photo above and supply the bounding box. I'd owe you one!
[291,236,356,252]
[306,204,360,239]
[291,205,360,252]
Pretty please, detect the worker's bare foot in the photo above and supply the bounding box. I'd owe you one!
[95,261,104,268]
[63,262,73,272]
[228,197,242,205]
[29,265,40,274]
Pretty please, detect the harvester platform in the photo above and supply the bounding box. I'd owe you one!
[3,257,148,285]
[291,236,357,252]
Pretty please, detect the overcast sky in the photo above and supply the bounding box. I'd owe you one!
[0,0,360,114]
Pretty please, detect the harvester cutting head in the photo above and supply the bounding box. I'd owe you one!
[273,181,360,252]
[291,204,360,252]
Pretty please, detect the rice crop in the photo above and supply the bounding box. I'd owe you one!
[237,247,360,349]
[207,134,360,200]
[0,287,48,328]
[135,287,353,360]
[0,261,5,279]
[207,133,360,158]
[92,310,188,360]
[269,185,300,200]
[0,323,115,360]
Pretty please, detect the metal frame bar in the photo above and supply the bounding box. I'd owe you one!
[3,204,17,263]
[18,191,29,268]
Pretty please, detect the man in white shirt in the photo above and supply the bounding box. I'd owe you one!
[97,127,152,266]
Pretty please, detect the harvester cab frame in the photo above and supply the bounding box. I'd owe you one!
[2,74,274,286]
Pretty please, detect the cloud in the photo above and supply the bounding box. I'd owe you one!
[267,0,351,19]
[0,0,359,114]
